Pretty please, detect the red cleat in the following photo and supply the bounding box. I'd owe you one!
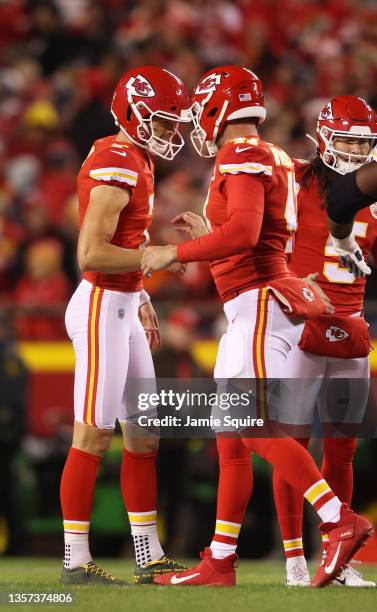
[311,504,374,588]
[153,547,237,587]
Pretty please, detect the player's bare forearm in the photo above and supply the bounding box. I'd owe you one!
[78,242,143,273]
[78,184,137,272]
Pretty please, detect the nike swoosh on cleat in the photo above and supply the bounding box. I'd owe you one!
[110,150,127,157]
[170,573,200,584]
[325,542,342,574]
[235,146,253,153]
[334,577,346,585]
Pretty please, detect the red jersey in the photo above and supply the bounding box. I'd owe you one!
[291,159,377,315]
[77,135,154,292]
[177,137,296,302]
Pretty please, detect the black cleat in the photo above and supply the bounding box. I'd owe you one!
[134,556,187,584]
[61,562,128,585]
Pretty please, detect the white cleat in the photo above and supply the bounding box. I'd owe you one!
[285,557,311,587]
[332,564,376,588]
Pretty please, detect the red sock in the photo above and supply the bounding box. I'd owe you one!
[241,437,333,506]
[60,447,100,521]
[60,447,100,569]
[321,438,356,505]
[273,438,309,558]
[212,437,253,546]
[121,448,157,512]
[320,437,357,551]
[121,448,164,566]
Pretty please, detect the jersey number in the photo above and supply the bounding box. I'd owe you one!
[268,144,298,235]
[323,221,368,283]
[285,170,298,232]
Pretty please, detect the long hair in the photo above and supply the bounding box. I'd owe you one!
[300,155,338,207]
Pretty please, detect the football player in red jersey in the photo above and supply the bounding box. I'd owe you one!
[60,66,191,585]
[141,67,373,588]
[273,96,377,587]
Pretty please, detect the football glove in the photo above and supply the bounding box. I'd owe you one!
[331,234,371,278]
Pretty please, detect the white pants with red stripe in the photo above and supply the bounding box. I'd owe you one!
[65,280,155,429]
[278,345,370,425]
[215,288,304,379]
[213,288,304,429]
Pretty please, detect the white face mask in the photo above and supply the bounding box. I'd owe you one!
[138,118,185,160]
[318,127,377,174]
[190,102,218,158]
[114,101,191,160]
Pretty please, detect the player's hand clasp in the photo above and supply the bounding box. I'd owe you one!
[141,245,177,276]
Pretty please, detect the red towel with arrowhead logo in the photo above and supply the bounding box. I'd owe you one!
[266,276,327,320]
[299,315,370,358]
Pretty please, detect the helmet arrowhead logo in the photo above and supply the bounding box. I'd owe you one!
[195,73,222,94]
[126,75,155,98]
[319,102,334,120]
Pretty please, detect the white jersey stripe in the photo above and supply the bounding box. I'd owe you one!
[90,166,138,177]
[90,166,138,186]
[219,162,272,177]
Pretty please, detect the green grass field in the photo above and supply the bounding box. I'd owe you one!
[0,559,376,612]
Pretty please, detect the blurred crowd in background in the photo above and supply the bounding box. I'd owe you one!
[1,0,377,559]
[2,0,377,340]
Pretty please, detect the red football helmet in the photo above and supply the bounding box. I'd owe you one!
[312,95,377,174]
[111,66,191,160]
[190,65,266,157]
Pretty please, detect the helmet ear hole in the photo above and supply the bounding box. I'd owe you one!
[207,107,218,117]
[127,106,132,122]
